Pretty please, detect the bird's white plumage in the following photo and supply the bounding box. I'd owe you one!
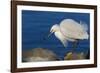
[54,31,67,47]
[60,19,89,40]
[49,19,89,47]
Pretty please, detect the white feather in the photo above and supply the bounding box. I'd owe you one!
[50,19,89,47]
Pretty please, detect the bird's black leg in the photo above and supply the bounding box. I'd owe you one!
[72,40,78,53]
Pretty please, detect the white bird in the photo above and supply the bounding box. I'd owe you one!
[48,19,89,48]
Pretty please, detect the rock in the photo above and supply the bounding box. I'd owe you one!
[64,52,86,60]
[22,48,59,62]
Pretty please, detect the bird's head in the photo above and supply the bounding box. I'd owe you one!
[50,24,59,33]
[48,24,59,37]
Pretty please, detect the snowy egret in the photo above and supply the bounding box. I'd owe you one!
[48,19,89,48]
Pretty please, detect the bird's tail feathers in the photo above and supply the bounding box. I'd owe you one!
[84,34,89,39]
[80,21,88,31]
[82,33,89,39]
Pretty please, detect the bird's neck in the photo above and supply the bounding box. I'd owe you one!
[54,31,65,40]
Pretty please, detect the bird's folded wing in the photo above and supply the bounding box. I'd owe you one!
[60,19,87,39]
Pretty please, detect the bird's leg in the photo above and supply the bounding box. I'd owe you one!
[72,40,78,53]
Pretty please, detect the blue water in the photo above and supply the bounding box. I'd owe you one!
[22,10,90,59]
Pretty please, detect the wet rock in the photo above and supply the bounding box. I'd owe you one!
[64,52,86,60]
[22,48,59,62]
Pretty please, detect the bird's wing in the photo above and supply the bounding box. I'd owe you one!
[60,19,87,39]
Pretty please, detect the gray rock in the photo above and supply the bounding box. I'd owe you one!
[22,48,59,62]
